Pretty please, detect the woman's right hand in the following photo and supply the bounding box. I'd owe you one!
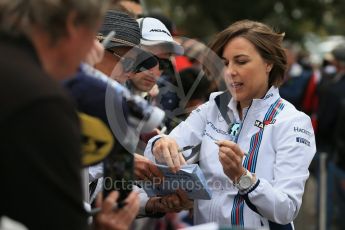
[152,136,186,173]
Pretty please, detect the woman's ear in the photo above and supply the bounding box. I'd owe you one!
[266,63,273,73]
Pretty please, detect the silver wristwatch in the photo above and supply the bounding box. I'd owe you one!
[234,169,254,191]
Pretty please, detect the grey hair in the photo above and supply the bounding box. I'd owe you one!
[0,0,109,39]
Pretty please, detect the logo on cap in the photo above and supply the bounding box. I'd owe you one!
[149,29,171,37]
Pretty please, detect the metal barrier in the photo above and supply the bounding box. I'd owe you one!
[318,153,327,230]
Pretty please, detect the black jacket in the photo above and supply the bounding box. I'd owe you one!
[0,33,87,229]
[317,73,345,154]
[334,99,345,169]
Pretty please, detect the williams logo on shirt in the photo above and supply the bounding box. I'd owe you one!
[264,93,273,100]
[254,120,265,129]
[254,119,276,129]
[217,113,225,122]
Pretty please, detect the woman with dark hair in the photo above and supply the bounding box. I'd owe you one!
[144,20,316,229]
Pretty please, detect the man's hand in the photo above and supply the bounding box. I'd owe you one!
[94,191,139,230]
[134,153,163,181]
[145,190,193,214]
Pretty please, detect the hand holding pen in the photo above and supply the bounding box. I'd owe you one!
[215,141,249,157]
[215,140,247,182]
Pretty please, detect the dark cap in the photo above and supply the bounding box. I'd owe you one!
[332,43,345,63]
[97,10,158,73]
[98,10,141,49]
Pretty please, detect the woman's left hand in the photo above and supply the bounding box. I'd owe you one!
[217,140,246,182]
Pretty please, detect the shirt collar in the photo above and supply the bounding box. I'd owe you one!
[228,86,281,114]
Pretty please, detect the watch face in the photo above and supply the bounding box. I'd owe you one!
[239,175,252,190]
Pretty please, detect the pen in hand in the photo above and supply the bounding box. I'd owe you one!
[215,141,250,157]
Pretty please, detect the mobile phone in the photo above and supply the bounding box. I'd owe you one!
[103,141,134,202]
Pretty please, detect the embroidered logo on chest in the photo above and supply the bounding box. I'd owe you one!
[229,123,241,137]
[217,112,225,122]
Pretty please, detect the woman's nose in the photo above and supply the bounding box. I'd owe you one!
[224,64,235,77]
[224,63,236,77]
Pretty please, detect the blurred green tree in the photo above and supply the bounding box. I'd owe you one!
[143,0,345,42]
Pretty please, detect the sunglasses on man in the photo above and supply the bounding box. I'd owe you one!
[154,56,171,71]
[108,49,163,74]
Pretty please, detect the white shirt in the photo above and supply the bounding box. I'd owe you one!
[144,87,316,229]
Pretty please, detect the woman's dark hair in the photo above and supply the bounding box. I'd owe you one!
[208,20,287,87]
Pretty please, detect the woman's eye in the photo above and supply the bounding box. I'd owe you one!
[223,59,229,66]
[236,60,248,65]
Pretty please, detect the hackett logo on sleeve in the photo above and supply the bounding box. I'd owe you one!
[293,126,312,136]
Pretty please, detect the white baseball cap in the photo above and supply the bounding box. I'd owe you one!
[137,17,184,55]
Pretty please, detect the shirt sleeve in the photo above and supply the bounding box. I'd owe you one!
[244,112,316,224]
